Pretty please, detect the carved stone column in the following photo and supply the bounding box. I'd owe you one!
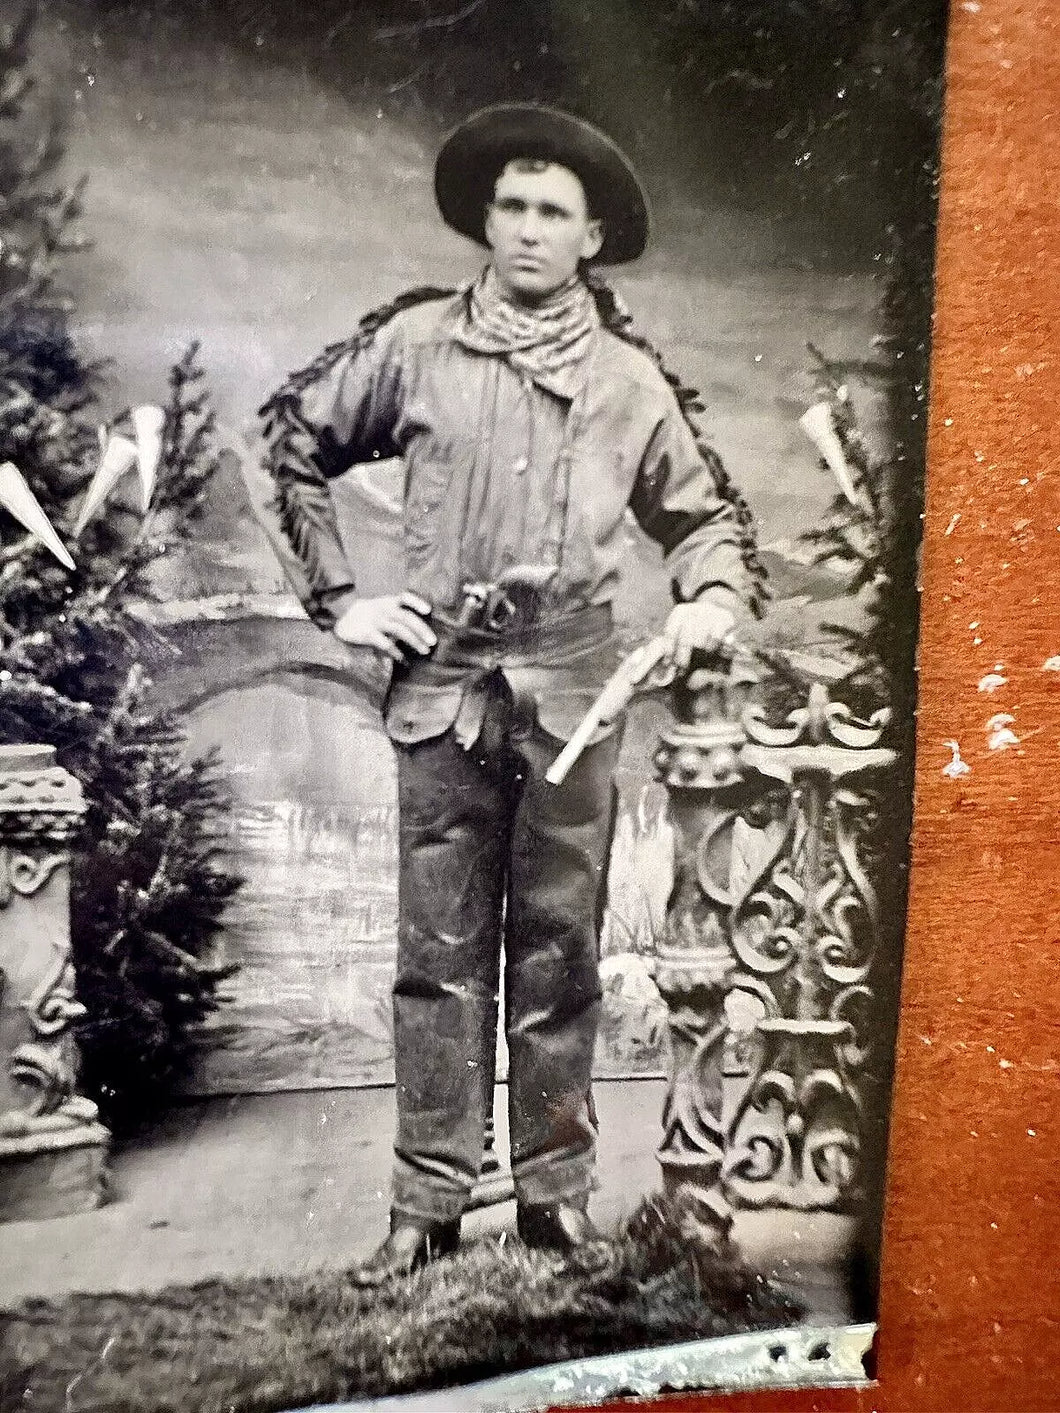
[0,744,108,1221]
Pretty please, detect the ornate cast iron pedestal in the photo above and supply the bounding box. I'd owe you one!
[652,662,757,1244]
[654,663,895,1238]
[0,745,108,1221]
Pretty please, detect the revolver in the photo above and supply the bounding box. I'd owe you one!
[457,563,558,630]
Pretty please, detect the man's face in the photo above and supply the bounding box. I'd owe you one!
[484,160,603,304]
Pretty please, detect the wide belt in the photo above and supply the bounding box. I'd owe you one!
[428,601,614,671]
[385,602,618,749]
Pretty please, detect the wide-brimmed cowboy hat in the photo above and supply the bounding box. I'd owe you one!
[434,103,650,265]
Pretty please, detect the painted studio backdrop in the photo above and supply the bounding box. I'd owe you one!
[23,1,935,1107]
[0,2,955,1401]
[0,1,950,1403]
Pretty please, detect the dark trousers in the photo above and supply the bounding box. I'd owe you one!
[390,681,622,1222]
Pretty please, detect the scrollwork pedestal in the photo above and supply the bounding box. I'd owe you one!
[0,745,108,1221]
[652,663,757,1244]
[654,665,896,1232]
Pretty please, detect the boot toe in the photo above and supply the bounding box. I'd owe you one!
[351,1218,461,1288]
[517,1201,605,1253]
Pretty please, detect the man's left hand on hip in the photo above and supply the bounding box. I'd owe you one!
[661,600,736,671]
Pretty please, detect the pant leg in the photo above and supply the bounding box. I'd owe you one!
[503,719,623,1208]
[391,728,510,1222]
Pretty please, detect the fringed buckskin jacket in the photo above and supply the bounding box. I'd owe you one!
[253,285,755,746]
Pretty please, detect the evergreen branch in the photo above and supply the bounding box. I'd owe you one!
[85,661,146,759]
[140,928,236,986]
[0,673,92,718]
[0,529,37,566]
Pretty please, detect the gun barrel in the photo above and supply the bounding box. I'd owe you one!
[545,703,612,786]
[545,637,672,786]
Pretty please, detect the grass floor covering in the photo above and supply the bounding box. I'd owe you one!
[1,1205,801,1413]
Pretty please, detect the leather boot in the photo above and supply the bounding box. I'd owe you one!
[351,1214,461,1288]
[516,1200,606,1254]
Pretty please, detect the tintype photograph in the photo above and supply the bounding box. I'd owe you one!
[0,2,946,1409]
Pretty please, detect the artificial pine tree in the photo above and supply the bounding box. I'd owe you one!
[0,8,239,1133]
[795,342,911,719]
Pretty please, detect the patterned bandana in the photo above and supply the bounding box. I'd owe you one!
[460,266,599,397]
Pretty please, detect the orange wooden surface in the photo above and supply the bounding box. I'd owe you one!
[591,3,1060,1409]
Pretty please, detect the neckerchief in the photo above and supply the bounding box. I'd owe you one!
[459,266,599,398]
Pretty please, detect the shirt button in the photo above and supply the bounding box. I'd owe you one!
[513,456,529,474]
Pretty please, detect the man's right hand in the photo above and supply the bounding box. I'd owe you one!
[332,592,437,662]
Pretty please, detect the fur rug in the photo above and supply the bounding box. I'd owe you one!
[2,1198,801,1412]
